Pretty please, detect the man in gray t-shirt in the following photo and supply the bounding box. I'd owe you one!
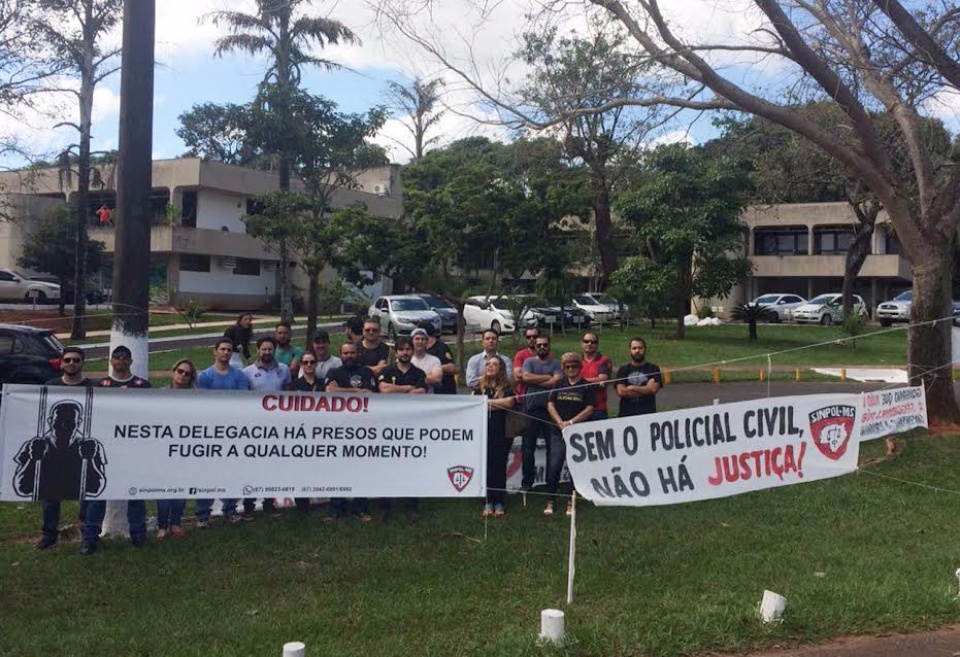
[519,335,562,490]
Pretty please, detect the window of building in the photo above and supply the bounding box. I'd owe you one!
[180,254,211,272]
[754,228,808,255]
[234,258,261,276]
[814,228,855,255]
[181,190,198,228]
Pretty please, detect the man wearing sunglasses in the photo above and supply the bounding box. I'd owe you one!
[32,347,93,550]
[580,332,613,421]
[519,334,562,491]
[356,318,390,377]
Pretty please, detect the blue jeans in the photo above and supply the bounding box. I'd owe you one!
[41,500,89,541]
[156,499,185,529]
[522,408,553,489]
[82,500,147,542]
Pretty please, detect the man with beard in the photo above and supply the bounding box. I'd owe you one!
[243,336,290,516]
[325,341,378,520]
[420,322,456,394]
[377,336,427,522]
[410,328,442,393]
[519,335,562,491]
[615,337,663,417]
[27,347,95,550]
[274,321,304,379]
[580,332,613,421]
[356,318,390,377]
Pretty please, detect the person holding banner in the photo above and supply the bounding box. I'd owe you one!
[243,336,290,516]
[156,359,196,539]
[547,353,595,517]
[30,346,94,550]
[473,356,516,518]
[615,338,662,417]
[326,341,379,521]
[377,336,428,522]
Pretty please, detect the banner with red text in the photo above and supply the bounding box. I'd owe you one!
[562,394,862,506]
[0,385,486,501]
[860,386,927,441]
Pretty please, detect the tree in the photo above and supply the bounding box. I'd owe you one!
[517,24,657,287]
[615,143,753,339]
[32,0,121,339]
[18,204,105,316]
[385,76,445,162]
[208,0,359,322]
[175,102,268,168]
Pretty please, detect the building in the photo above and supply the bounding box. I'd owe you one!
[0,159,403,310]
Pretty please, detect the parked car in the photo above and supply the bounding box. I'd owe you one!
[0,324,64,385]
[572,293,620,324]
[0,268,60,303]
[792,293,868,325]
[875,290,912,327]
[562,306,591,329]
[750,293,807,322]
[415,293,458,334]
[368,295,442,339]
[464,296,518,334]
[516,296,565,328]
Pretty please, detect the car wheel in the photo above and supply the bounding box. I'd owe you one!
[879,318,892,327]
[26,291,47,304]
[765,310,780,323]
[820,314,833,326]
[387,323,397,341]
[491,320,501,334]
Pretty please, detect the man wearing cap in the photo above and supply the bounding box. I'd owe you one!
[274,321,303,379]
[421,322,457,395]
[410,328,442,393]
[81,345,151,554]
[310,329,341,381]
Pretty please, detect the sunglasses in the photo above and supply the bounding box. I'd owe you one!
[363,327,379,332]
[564,364,582,369]
[62,357,82,364]
[582,339,598,345]
[301,359,317,365]
[174,369,192,377]
[535,343,550,348]
[525,335,538,340]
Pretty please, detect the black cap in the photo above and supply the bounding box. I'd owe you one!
[111,345,132,358]
[313,329,330,343]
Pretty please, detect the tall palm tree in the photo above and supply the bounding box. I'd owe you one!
[207,0,358,320]
[386,76,445,161]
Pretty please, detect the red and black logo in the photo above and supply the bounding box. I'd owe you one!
[447,465,474,493]
[808,404,856,460]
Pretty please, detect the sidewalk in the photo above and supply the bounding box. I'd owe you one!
[55,316,286,343]
[740,623,960,656]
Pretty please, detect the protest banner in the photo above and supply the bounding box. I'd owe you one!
[562,393,863,506]
[0,385,486,501]
[860,386,927,441]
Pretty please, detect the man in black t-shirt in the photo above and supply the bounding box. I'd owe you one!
[421,322,457,394]
[356,317,390,376]
[546,353,595,517]
[377,336,426,522]
[615,337,662,417]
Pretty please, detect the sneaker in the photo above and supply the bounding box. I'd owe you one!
[156,528,168,540]
[34,535,57,550]
[80,540,98,556]
[543,502,554,517]
[565,501,574,518]
[481,504,494,518]
[169,526,186,538]
[493,504,505,518]
[130,535,147,548]
[196,519,210,529]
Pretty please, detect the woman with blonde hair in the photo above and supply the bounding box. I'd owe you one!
[472,356,516,517]
[157,358,197,538]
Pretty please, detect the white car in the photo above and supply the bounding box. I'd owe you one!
[464,296,518,334]
[750,293,807,322]
[875,290,911,327]
[792,293,867,325]
[572,293,621,324]
[0,268,60,303]
[368,295,442,339]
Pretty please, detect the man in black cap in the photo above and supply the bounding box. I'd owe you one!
[99,345,150,388]
[420,321,457,394]
[311,329,342,381]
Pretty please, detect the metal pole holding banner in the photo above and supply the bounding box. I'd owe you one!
[32,387,48,501]
[566,490,577,605]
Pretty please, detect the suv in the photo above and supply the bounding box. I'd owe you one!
[875,290,911,327]
[0,269,60,303]
[793,293,867,325]
[368,295,442,339]
[0,325,64,385]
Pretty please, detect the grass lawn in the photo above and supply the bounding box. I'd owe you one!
[2,434,960,656]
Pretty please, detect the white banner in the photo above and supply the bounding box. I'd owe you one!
[562,394,863,506]
[860,386,927,441]
[0,386,487,500]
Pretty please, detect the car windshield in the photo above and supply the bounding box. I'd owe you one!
[594,294,618,305]
[575,295,595,305]
[392,298,428,311]
[808,294,838,305]
[894,290,912,301]
[755,295,780,304]
[44,334,65,352]
[422,295,454,309]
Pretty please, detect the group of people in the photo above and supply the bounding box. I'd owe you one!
[27,313,662,554]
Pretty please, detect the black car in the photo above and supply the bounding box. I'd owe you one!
[562,306,591,329]
[416,294,458,334]
[0,324,64,385]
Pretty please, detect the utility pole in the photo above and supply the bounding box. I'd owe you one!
[103,0,154,538]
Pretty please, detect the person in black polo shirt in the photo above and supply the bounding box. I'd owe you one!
[547,353,595,518]
[326,342,378,521]
[356,317,390,377]
[420,321,457,394]
[377,336,427,522]
[615,337,662,417]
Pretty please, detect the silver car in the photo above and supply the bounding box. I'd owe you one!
[368,295,442,339]
[751,293,807,322]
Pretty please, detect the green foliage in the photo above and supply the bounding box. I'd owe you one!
[149,283,172,306]
[609,255,675,327]
[17,204,105,295]
[839,309,868,348]
[177,298,206,329]
[696,305,714,320]
[731,302,770,341]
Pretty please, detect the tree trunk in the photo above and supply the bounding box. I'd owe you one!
[71,32,96,340]
[748,319,757,341]
[278,236,292,323]
[675,256,693,339]
[908,242,960,425]
[306,267,319,344]
[592,178,618,287]
[841,223,873,313]
[455,302,466,381]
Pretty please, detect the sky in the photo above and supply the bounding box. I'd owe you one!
[3,0,959,169]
